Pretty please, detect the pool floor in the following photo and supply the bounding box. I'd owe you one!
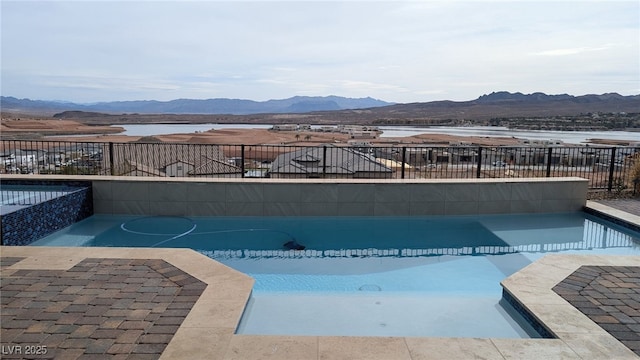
[239,293,535,338]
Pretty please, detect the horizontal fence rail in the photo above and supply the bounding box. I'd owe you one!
[1,140,638,192]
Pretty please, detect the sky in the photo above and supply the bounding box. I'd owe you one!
[1,1,639,104]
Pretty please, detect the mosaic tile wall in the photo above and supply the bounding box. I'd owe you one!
[1,181,93,246]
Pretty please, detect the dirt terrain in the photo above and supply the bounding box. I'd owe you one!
[1,118,123,136]
[0,118,522,146]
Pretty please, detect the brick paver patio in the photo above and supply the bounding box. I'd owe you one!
[553,265,640,356]
[595,199,640,216]
[0,257,206,359]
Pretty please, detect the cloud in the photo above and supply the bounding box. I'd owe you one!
[532,46,610,57]
[340,80,408,93]
[1,1,638,103]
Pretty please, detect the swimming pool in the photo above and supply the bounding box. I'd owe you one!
[32,212,640,338]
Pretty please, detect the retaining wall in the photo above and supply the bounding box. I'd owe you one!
[88,177,588,217]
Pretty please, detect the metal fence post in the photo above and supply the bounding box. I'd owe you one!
[607,147,617,192]
[109,142,115,176]
[322,145,327,177]
[241,144,245,178]
[476,147,483,178]
[401,147,406,179]
[546,148,553,177]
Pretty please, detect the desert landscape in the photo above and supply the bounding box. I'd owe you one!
[1,118,123,137]
[3,90,638,147]
[2,119,637,148]
[0,117,525,147]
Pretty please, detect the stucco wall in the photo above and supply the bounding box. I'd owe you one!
[88,177,588,217]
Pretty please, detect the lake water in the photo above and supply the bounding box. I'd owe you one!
[115,123,639,144]
[379,126,639,144]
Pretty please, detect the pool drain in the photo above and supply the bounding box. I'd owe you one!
[358,284,382,291]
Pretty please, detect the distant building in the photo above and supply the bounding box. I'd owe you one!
[347,140,373,147]
[518,139,564,146]
[348,130,379,139]
[269,145,392,179]
[113,143,242,178]
[271,124,298,131]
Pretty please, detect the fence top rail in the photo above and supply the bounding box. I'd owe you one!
[0,173,590,184]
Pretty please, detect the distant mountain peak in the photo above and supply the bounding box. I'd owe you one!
[475,91,575,102]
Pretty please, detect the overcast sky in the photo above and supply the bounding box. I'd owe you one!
[2,1,638,104]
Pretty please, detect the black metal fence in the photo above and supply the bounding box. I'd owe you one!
[1,140,638,192]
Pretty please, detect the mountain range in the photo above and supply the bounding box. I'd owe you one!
[1,92,639,126]
[0,95,392,115]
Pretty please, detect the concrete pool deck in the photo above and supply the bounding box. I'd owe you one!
[0,200,639,359]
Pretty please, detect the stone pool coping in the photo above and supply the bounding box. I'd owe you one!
[1,200,639,359]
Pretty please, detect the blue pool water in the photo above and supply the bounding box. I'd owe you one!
[33,212,640,338]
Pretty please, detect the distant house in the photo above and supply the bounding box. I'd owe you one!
[347,140,373,147]
[376,158,412,170]
[123,160,165,177]
[337,125,381,139]
[188,156,244,178]
[164,160,194,177]
[113,143,242,178]
[518,139,564,146]
[1,149,46,173]
[271,124,313,132]
[348,130,379,139]
[271,124,299,131]
[269,145,392,179]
